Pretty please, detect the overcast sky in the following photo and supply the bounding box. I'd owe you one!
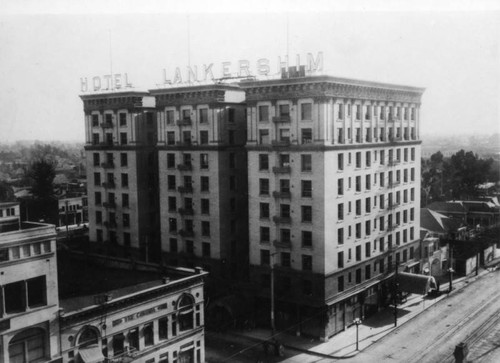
[0,0,499,141]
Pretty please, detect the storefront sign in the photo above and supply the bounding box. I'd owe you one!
[162,52,324,84]
[80,73,133,92]
[112,302,168,327]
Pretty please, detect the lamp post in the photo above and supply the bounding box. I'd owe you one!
[270,252,277,336]
[354,318,362,351]
[448,267,454,292]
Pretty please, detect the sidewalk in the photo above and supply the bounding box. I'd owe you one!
[229,269,491,360]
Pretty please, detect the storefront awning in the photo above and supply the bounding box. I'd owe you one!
[79,345,105,363]
[397,272,437,295]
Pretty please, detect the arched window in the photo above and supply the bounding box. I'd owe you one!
[77,326,99,348]
[178,294,195,331]
[9,327,46,363]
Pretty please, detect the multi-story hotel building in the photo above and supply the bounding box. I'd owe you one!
[0,216,60,362]
[241,72,424,339]
[82,91,160,261]
[151,84,249,281]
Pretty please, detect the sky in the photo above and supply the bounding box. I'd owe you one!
[0,0,499,141]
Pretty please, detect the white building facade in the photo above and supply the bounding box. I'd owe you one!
[241,74,424,339]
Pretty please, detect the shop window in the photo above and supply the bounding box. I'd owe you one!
[9,328,46,363]
[159,317,169,340]
[112,333,125,356]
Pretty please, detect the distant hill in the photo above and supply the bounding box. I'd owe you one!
[421,133,500,159]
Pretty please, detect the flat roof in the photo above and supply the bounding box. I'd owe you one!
[58,251,205,314]
[239,74,425,93]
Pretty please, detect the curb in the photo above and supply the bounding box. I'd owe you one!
[229,270,492,360]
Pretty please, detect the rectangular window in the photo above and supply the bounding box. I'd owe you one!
[365,197,371,213]
[201,199,210,214]
[261,250,270,265]
[93,153,100,166]
[338,153,344,170]
[166,110,175,124]
[338,251,344,268]
[356,223,362,239]
[301,128,312,144]
[356,152,361,168]
[301,180,312,197]
[95,192,102,205]
[302,255,312,271]
[200,130,209,145]
[411,147,415,161]
[167,175,176,190]
[260,203,270,219]
[301,103,312,120]
[338,104,344,119]
[338,203,344,220]
[167,131,175,145]
[356,176,361,192]
[338,178,344,195]
[279,104,290,116]
[261,227,270,242]
[201,221,210,236]
[27,276,46,308]
[365,241,371,258]
[199,108,208,123]
[338,276,344,292]
[122,213,130,228]
[259,178,269,195]
[121,173,128,188]
[94,172,101,186]
[356,200,361,216]
[301,206,312,222]
[281,252,291,267]
[168,196,177,211]
[366,151,371,167]
[120,132,127,145]
[5,281,25,313]
[301,154,312,172]
[201,176,209,192]
[302,231,312,247]
[356,269,362,283]
[259,154,269,170]
[338,228,344,245]
[259,129,270,144]
[91,114,99,127]
[259,105,269,122]
[200,154,209,169]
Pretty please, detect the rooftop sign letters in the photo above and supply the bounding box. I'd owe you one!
[80,73,133,93]
[162,52,324,85]
[112,302,168,327]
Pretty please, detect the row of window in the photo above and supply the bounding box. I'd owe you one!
[167,218,212,237]
[165,129,236,146]
[91,112,154,128]
[94,172,129,188]
[166,152,238,170]
[93,152,128,167]
[337,174,416,195]
[2,276,47,315]
[255,103,417,123]
[259,203,313,222]
[95,210,130,229]
[0,207,16,218]
[164,107,236,124]
[337,247,415,292]
[337,192,416,220]
[257,126,417,145]
[260,249,313,271]
[0,241,52,262]
[95,191,129,208]
[169,238,213,258]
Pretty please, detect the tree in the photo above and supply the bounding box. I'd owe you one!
[444,150,492,199]
[0,181,15,202]
[27,158,56,199]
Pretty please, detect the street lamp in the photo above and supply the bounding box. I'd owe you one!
[353,318,362,351]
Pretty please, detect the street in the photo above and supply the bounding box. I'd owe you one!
[205,270,500,363]
[352,270,500,363]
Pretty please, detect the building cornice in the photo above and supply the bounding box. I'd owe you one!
[240,76,424,104]
[246,140,422,152]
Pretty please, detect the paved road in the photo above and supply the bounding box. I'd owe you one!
[350,271,500,363]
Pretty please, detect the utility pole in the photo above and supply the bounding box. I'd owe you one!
[270,252,276,336]
[65,200,69,240]
[393,262,398,327]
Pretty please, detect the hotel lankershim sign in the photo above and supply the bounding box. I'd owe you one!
[80,52,323,92]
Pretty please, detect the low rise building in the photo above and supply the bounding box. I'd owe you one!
[0,220,60,363]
